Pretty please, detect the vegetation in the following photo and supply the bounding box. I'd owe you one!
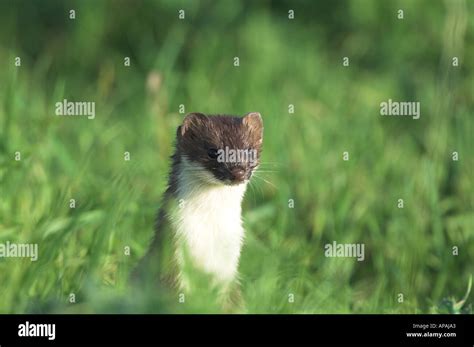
[0,0,472,313]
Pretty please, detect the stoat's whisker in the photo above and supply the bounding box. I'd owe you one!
[248,177,264,197]
[252,174,277,190]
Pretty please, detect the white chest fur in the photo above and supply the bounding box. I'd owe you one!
[170,159,247,285]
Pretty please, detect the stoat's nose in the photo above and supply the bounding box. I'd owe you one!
[230,167,246,183]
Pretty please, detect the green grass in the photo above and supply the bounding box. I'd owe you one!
[0,0,473,313]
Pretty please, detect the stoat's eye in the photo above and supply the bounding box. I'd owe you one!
[207,148,219,159]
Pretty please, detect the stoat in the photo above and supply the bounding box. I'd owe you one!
[134,112,263,309]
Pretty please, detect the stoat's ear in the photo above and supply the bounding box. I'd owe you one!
[178,112,207,137]
[243,112,263,144]
[243,112,263,129]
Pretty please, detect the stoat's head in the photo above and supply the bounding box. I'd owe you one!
[177,112,263,186]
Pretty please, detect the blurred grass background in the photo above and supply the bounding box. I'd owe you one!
[0,0,472,313]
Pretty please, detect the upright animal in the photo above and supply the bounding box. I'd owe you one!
[134,112,263,310]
